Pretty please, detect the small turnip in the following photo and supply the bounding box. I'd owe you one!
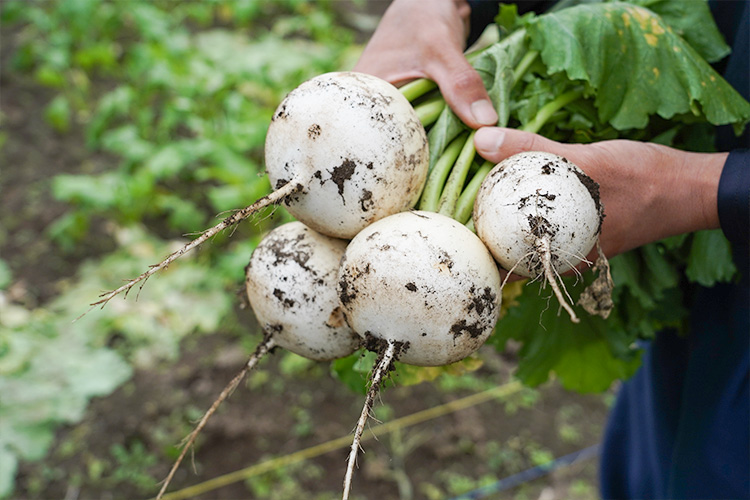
[338,210,502,366]
[473,151,604,322]
[245,221,361,361]
[265,71,429,239]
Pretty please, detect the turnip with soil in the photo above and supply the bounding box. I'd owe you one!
[473,151,605,323]
[245,221,361,361]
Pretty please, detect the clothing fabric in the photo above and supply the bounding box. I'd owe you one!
[467,1,750,498]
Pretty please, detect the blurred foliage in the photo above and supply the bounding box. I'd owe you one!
[0,0,361,496]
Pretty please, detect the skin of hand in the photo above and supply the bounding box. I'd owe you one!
[474,127,727,261]
[354,0,498,129]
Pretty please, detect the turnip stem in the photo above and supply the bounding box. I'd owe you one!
[454,161,494,224]
[521,87,584,134]
[342,340,398,500]
[438,130,477,217]
[399,79,437,102]
[536,237,580,323]
[156,334,277,500]
[414,96,446,127]
[419,132,468,212]
[398,45,488,103]
[512,50,539,83]
[91,181,302,308]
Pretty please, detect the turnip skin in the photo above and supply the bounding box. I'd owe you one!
[473,151,603,277]
[245,221,361,361]
[265,71,429,239]
[338,210,502,366]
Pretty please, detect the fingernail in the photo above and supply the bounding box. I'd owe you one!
[474,127,505,153]
[470,99,498,126]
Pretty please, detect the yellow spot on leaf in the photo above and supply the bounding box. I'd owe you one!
[650,17,665,36]
[644,33,658,46]
[621,12,631,28]
[652,67,659,78]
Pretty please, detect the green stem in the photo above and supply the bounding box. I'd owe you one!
[418,132,468,212]
[521,87,584,134]
[413,96,445,128]
[398,44,489,103]
[453,161,494,224]
[437,130,477,217]
[513,50,538,84]
[399,79,437,102]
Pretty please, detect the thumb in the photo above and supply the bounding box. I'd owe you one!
[474,127,572,163]
[428,56,498,129]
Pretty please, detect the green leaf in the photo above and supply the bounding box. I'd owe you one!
[0,447,17,498]
[0,261,10,290]
[493,277,642,393]
[44,95,71,133]
[472,30,528,127]
[52,173,120,209]
[631,0,730,62]
[686,230,738,286]
[526,2,750,131]
[331,351,374,394]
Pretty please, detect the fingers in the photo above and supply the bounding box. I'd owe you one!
[353,0,496,129]
[474,127,574,162]
[429,58,498,128]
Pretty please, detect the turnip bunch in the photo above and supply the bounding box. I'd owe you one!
[90,1,750,498]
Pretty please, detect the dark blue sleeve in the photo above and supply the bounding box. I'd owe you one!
[718,150,750,250]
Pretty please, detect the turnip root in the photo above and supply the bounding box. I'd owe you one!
[337,210,501,498]
[339,210,502,366]
[245,221,361,361]
[265,71,429,239]
[92,71,428,307]
[473,152,604,323]
[156,222,360,500]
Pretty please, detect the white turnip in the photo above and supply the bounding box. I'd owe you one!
[245,221,361,361]
[473,151,604,323]
[265,71,429,239]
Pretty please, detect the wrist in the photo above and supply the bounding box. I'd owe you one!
[656,147,725,237]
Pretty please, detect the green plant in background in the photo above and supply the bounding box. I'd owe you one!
[109,440,159,493]
[0,1,360,496]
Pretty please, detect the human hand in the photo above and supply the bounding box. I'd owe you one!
[354,0,498,129]
[474,127,726,260]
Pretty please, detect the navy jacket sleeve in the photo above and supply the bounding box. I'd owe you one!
[718,150,750,251]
